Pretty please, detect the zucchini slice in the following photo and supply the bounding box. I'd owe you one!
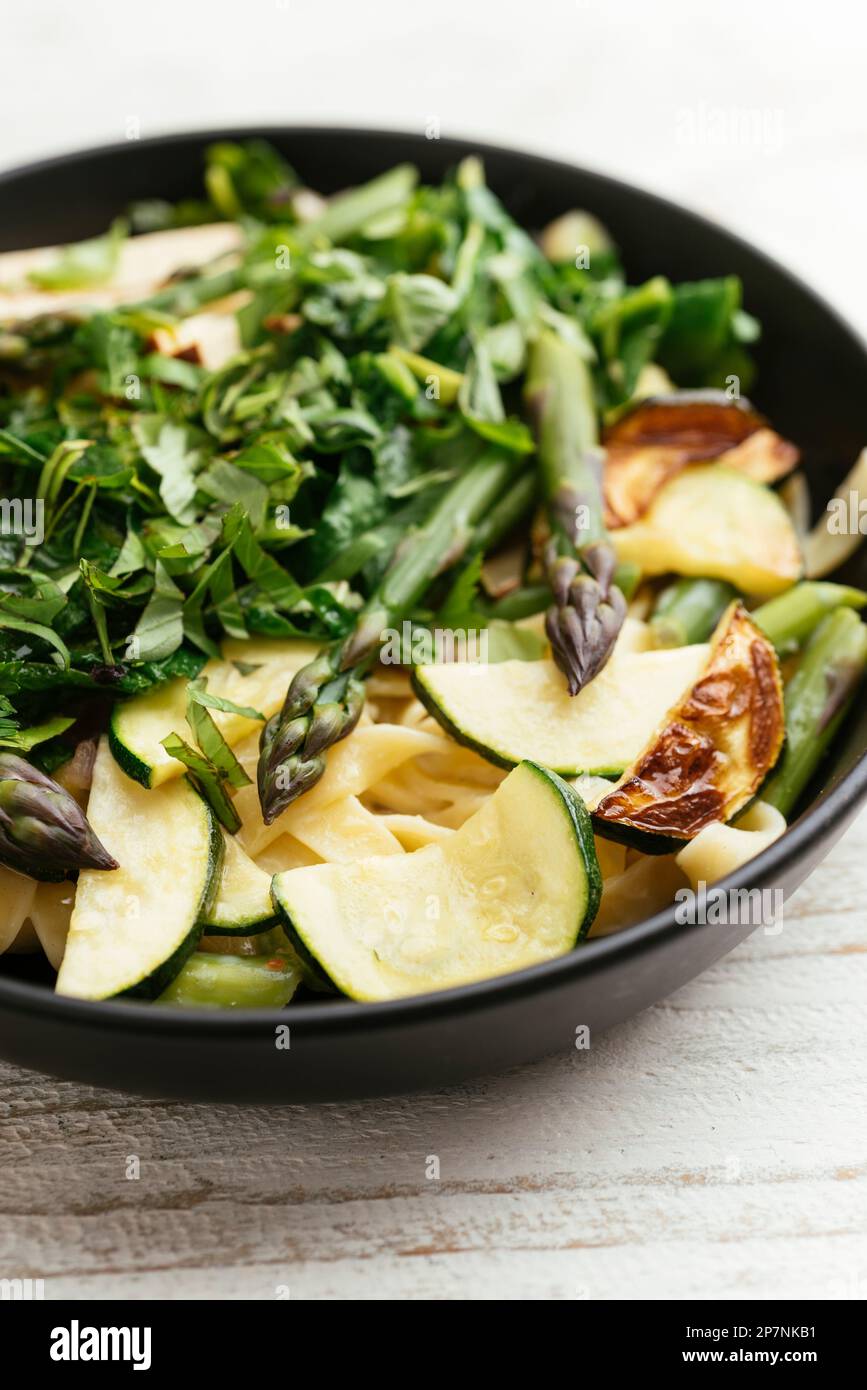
[593,603,784,850]
[602,392,798,527]
[272,760,602,1001]
[157,951,302,1009]
[199,830,279,936]
[56,739,222,1000]
[109,636,319,788]
[611,464,802,597]
[413,643,707,775]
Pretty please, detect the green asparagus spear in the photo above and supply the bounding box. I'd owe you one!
[762,608,867,819]
[471,470,538,556]
[752,581,867,655]
[0,752,117,881]
[135,267,245,317]
[479,567,641,623]
[257,450,517,821]
[651,577,738,647]
[486,583,551,621]
[317,468,535,591]
[524,328,626,694]
[314,491,437,584]
[613,561,642,601]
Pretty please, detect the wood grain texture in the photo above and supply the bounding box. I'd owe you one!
[1,809,865,1301]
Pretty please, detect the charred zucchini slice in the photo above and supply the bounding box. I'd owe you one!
[593,603,784,851]
[611,464,802,597]
[603,391,798,527]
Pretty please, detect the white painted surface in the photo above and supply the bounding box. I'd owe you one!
[1,0,866,1301]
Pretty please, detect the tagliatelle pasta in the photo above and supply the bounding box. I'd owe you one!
[28,881,76,970]
[589,855,689,937]
[675,800,787,889]
[0,667,792,972]
[234,721,447,858]
[282,794,405,864]
[378,815,457,850]
[0,867,38,953]
[5,920,40,954]
[250,834,322,875]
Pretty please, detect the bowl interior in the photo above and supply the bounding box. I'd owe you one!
[2,126,867,1008]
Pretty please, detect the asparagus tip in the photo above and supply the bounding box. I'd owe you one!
[260,756,326,824]
[0,751,118,879]
[544,543,627,695]
[79,835,118,872]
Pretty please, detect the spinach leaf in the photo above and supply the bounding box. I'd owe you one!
[134,416,210,523]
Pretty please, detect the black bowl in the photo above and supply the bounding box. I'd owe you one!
[2,127,866,1102]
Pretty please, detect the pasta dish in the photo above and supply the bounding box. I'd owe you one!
[0,142,864,1008]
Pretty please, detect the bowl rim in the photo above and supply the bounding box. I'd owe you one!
[1,122,866,1037]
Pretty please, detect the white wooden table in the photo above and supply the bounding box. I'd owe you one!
[2,0,867,1302]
